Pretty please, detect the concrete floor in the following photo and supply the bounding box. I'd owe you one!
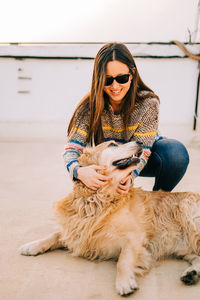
[1,141,200,300]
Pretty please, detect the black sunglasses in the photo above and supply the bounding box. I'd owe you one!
[104,73,131,86]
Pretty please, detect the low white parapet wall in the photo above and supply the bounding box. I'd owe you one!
[0,43,199,145]
[0,42,199,58]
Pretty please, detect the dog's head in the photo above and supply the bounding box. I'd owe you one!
[79,140,143,187]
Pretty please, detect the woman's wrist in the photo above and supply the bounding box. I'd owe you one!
[73,166,82,181]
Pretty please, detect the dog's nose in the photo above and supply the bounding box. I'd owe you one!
[136,141,143,145]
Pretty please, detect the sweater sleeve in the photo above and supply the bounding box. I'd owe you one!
[132,97,159,178]
[63,109,90,180]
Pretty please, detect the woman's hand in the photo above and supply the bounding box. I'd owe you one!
[77,165,112,190]
[116,175,132,195]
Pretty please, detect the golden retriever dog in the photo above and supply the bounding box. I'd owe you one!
[20,141,200,296]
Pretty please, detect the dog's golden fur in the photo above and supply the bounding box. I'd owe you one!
[20,141,200,296]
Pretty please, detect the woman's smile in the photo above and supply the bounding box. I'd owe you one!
[110,89,122,95]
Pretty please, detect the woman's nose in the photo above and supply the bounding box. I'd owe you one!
[111,80,119,88]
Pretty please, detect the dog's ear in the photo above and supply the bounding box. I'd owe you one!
[79,147,99,166]
[112,157,140,169]
[83,148,92,154]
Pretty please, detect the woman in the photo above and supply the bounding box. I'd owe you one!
[63,42,189,194]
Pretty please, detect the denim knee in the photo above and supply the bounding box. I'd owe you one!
[152,138,190,173]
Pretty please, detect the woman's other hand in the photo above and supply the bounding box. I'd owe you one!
[116,175,132,195]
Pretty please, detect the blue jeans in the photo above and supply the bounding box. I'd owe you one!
[139,139,190,191]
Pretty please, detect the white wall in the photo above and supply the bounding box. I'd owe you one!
[137,58,198,124]
[0,44,199,144]
[0,59,93,121]
[0,57,198,124]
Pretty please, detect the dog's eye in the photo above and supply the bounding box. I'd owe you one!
[108,142,118,147]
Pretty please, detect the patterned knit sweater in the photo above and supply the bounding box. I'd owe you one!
[63,91,159,180]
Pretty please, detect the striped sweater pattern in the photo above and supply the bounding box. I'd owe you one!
[63,92,159,180]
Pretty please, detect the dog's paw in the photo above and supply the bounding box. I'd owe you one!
[181,268,199,285]
[116,274,138,296]
[19,241,43,256]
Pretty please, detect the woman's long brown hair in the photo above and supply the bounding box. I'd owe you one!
[68,42,159,145]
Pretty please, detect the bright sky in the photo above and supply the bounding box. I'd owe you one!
[0,0,199,43]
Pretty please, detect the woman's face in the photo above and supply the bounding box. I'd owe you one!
[103,60,132,109]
